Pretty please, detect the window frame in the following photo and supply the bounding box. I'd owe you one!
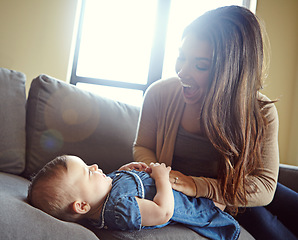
[70,0,254,94]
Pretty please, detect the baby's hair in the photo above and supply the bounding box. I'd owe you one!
[27,155,79,222]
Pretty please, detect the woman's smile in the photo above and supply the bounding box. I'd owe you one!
[175,35,212,105]
[182,84,200,101]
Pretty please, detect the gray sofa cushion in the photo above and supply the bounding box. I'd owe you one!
[24,74,140,178]
[93,224,208,240]
[278,164,298,193]
[93,225,253,240]
[0,172,99,240]
[0,67,26,174]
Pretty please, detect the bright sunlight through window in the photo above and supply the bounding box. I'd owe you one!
[77,0,157,85]
[75,0,247,107]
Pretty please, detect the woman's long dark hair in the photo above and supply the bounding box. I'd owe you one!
[183,6,274,214]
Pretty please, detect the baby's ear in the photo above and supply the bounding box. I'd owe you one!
[72,201,91,215]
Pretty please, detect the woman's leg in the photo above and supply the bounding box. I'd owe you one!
[265,183,298,237]
[236,206,297,240]
[236,183,298,240]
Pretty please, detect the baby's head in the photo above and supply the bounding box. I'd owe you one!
[27,155,112,222]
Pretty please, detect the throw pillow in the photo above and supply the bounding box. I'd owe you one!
[24,74,140,178]
[0,67,26,174]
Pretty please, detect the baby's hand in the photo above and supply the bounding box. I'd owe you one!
[149,163,171,181]
[118,162,149,172]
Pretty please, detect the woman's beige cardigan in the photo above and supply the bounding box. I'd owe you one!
[133,77,279,207]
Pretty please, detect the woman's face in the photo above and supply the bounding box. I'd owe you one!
[175,34,213,105]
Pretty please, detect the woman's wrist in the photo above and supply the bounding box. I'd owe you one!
[190,176,197,197]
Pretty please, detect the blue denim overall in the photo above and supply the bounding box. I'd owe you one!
[90,170,240,240]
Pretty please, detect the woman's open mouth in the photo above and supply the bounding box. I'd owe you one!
[181,82,191,88]
[181,82,200,100]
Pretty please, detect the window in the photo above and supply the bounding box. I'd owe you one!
[70,0,256,107]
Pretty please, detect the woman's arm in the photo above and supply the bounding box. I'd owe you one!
[133,83,159,165]
[133,146,158,166]
[135,163,174,226]
[134,78,184,167]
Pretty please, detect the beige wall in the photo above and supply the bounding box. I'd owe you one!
[288,63,298,165]
[0,0,79,93]
[1,0,298,165]
[256,0,298,165]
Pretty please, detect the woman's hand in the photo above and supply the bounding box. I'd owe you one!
[118,162,150,172]
[170,170,227,210]
[169,170,197,197]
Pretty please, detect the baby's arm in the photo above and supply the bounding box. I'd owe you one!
[135,163,174,227]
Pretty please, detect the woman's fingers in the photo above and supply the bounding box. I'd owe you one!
[118,162,149,171]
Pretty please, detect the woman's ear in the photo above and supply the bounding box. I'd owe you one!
[72,201,91,215]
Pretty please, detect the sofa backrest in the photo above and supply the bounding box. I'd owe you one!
[23,74,140,178]
[0,67,26,174]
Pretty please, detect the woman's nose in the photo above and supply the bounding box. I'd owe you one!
[177,63,190,80]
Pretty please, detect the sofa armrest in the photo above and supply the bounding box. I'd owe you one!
[278,164,298,193]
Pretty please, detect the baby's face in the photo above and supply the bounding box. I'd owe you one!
[65,155,112,209]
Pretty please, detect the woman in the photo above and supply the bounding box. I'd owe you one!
[132,5,297,240]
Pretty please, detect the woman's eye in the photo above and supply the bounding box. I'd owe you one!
[196,65,209,71]
[89,169,92,175]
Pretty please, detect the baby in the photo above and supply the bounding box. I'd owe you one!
[27,155,240,240]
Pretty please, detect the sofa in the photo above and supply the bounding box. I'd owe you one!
[1,67,297,240]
